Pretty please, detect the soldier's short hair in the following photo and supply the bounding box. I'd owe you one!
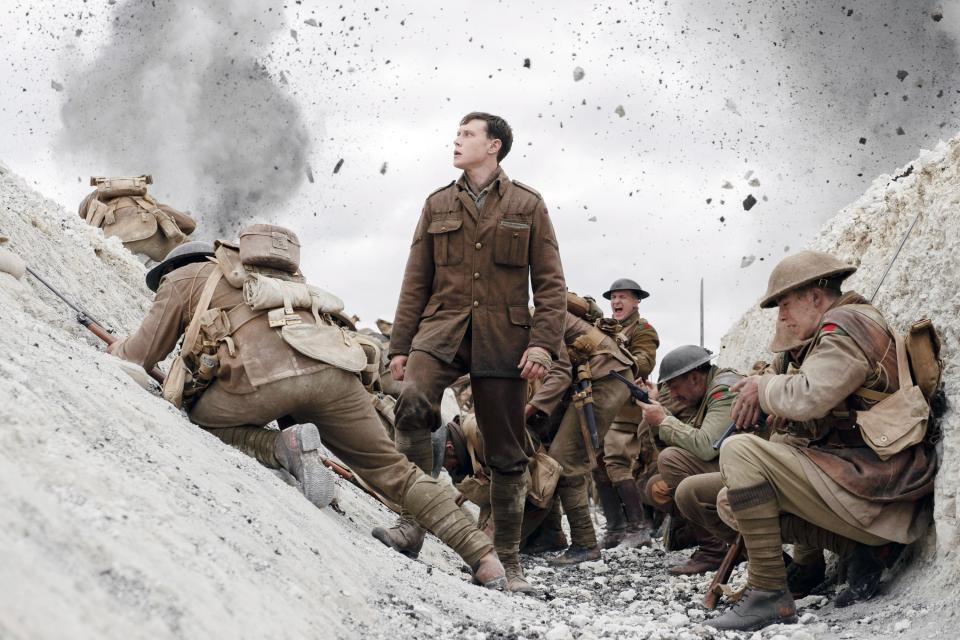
[460,111,513,162]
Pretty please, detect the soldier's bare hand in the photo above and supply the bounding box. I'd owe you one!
[106,337,125,355]
[524,403,538,420]
[640,399,666,427]
[518,346,551,380]
[389,354,408,381]
[642,380,659,403]
[730,377,761,430]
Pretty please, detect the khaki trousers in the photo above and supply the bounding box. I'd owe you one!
[191,366,419,503]
[396,335,530,474]
[718,435,889,546]
[644,446,719,514]
[674,472,737,543]
[603,426,641,484]
[548,377,629,476]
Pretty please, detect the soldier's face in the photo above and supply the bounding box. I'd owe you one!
[454,119,500,170]
[777,290,823,340]
[666,370,707,407]
[609,290,639,320]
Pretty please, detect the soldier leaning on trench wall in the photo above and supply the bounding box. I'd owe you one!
[377,111,566,594]
[108,225,508,590]
[706,250,937,633]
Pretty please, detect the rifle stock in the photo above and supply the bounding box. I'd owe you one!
[703,533,743,609]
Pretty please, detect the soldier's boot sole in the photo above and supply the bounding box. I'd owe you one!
[600,529,626,550]
[371,521,426,559]
[278,425,336,509]
[471,551,508,590]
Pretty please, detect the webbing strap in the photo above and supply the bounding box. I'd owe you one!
[182,269,223,358]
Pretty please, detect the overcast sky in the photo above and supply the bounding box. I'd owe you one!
[2,0,959,373]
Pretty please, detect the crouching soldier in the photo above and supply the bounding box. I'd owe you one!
[638,346,742,574]
[110,225,506,589]
[709,251,937,631]
[439,415,562,564]
[527,310,640,563]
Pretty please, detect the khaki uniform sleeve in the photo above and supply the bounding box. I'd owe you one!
[112,279,188,371]
[658,388,736,461]
[528,341,572,416]
[388,205,434,358]
[629,323,659,380]
[527,200,566,359]
[757,332,871,421]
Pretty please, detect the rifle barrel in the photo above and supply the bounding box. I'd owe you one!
[25,266,112,331]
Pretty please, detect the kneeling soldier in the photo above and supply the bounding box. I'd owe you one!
[111,225,506,589]
[709,251,937,631]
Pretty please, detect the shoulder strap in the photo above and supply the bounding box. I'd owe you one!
[182,269,224,358]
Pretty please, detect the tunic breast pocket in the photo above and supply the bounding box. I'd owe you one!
[427,214,464,266]
[493,219,531,267]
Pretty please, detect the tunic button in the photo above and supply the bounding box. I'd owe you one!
[473,301,479,307]
[475,242,482,249]
[473,272,480,279]
[513,233,519,238]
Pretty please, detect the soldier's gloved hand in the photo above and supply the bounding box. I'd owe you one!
[518,346,551,380]
[730,376,762,429]
[389,354,408,381]
[639,398,666,427]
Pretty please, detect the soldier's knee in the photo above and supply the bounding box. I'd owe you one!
[673,477,697,519]
[395,387,439,432]
[656,446,686,477]
[718,433,754,470]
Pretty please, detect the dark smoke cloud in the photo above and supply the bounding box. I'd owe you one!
[58,0,310,237]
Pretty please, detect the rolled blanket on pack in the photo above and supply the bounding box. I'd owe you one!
[243,273,344,313]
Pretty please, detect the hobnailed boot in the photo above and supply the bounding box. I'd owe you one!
[706,587,798,631]
[668,536,728,575]
[835,542,903,607]
[786,555,826,598]
[274,424,337,509]
[371,517,426,559]
[491,470,535,594]
[399,475,506,590]
[614,480,652,548]
[371,428,433,558]
[548,545,601,565]
[596,481,627,549]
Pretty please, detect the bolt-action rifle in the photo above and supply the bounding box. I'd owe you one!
[607,370,652,405]
[25,265,165,384]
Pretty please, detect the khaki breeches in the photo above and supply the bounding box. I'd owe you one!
[190,366,420,504]
[718,435,889,546]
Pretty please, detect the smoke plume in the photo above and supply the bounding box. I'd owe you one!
[58,0,310,237]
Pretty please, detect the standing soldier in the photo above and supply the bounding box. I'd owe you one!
[596,279,660,548]
[526,311,638,563]
[109,226,506,589]
[376,112,566,593]
[709,251,937,631]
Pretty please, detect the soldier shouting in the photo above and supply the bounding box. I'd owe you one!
[376,112,566,593]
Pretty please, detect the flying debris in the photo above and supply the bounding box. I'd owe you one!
[306,164,315,183]
[897,70,909,82]
[380,162,388,175]
[573,66,585,81]
[523,58,531,68]
[614,105,625,117]
[743,194,757,211]
[333,159,344,174]
[740,255,756,268]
